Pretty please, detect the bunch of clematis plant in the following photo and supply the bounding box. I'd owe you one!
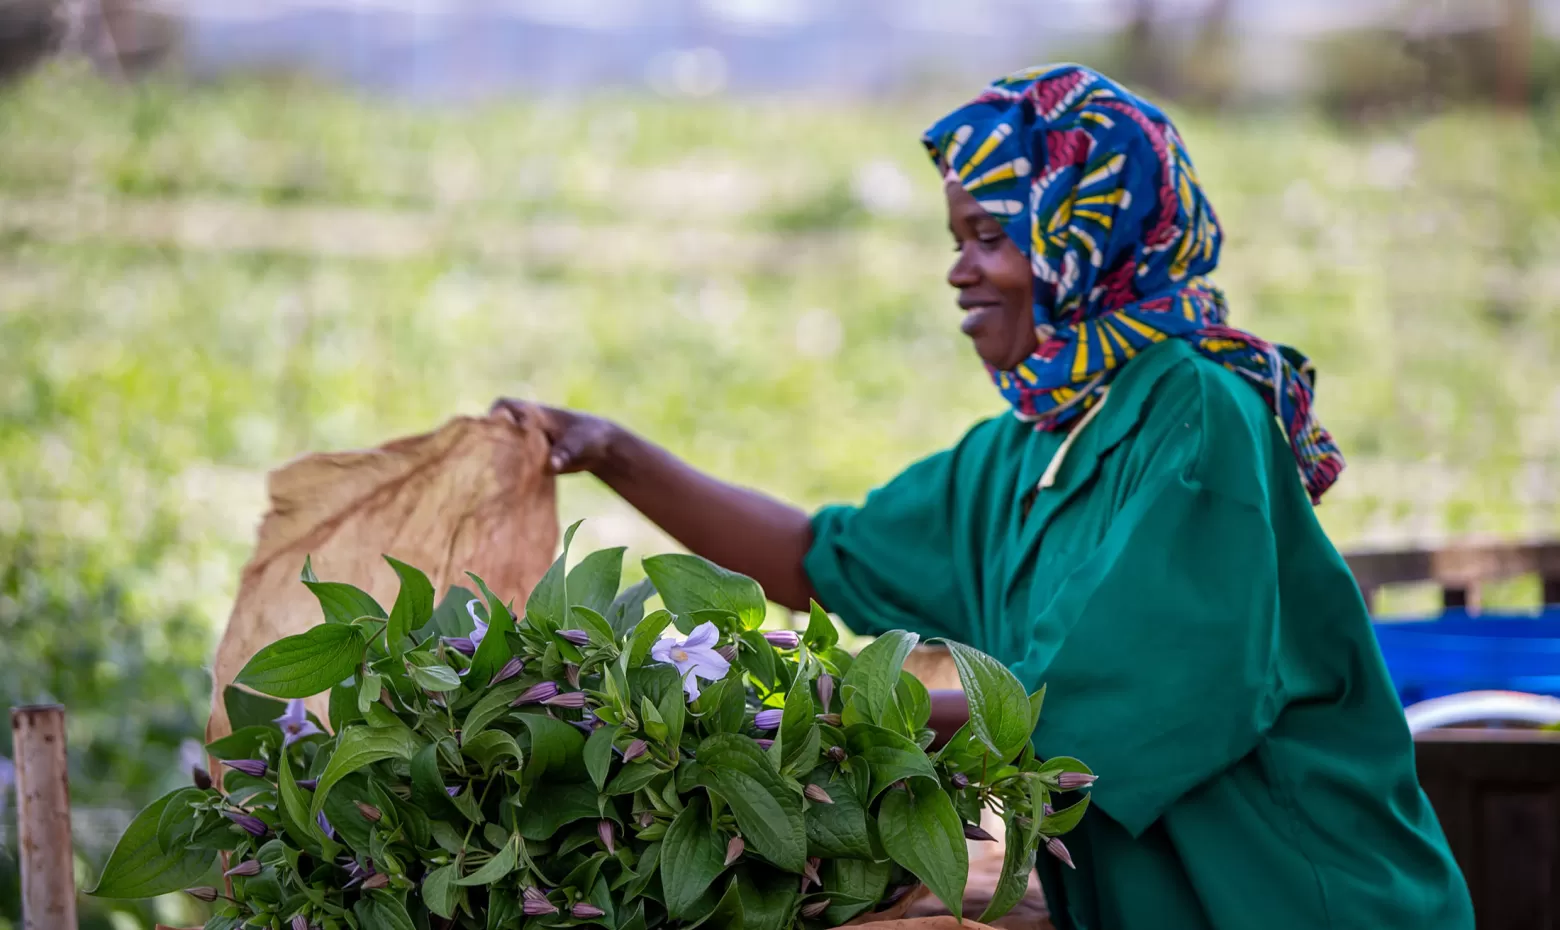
[89,522,1093,930]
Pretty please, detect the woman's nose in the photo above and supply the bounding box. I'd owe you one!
[947,247,980,289]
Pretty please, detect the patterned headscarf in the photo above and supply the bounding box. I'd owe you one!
[924,64,1344,502]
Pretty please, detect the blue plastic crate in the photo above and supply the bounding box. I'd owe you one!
[1371,608,1560,704]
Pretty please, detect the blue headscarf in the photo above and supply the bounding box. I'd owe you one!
[924,64,1343,502]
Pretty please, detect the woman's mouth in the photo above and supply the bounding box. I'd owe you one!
[960,304,999,336]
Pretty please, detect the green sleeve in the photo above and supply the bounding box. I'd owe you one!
[1014,374,1286,838]
[804,448,970,643]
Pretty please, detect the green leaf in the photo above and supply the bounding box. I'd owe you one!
[803,601,839,651]
[658,682,687,751]
[515,782,600,839]
[466,573,517,685]
[844,724,937,799]
[310,724,424,816]
[937,639,1031,760]
[329,679,363,731]
[608,578,657,637]
[303,580,387,624]
[878,778,968,919]
[585,723,620,791]
[1037,755,1093,786]
[463,730,524,774]
[1028,684,1047,731]
[606,762,663,796]
[660,795,728,918]
[730,866,801,930]
[525,520,582,635]
[802,766,872,859]
[278,753,333,859]
[384,556,434,657]
[841,630,918,723]
[514,711,587,783]
[236,624,367,699]
[154,787,206,853]
[422,863,459,919]
[1041,794,1091,836]
[980,815,1040,923]
[487,887,521,930]
[459,679,529,743]
[627,608,674,668]
[694,734,806,872]
[779,674,819,774]
[87,791,219,897]
[457,834,519,885]
[410,743,461,821]
[572,605,617,646]
[643,553,767,632]
[408,664,462,692]
[896,670,932,732]
[822,858,890,923]
[568,546,626,616]
[423,584,480,638]
[204,725,276,761]
[354,889,415,930]
[355,671,382,716]
[223,686,287,730]
[737,630,779,692]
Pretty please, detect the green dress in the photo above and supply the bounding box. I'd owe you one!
[804,339,1473,930]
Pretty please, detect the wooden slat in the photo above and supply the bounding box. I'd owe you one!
[1345,542,1560,592]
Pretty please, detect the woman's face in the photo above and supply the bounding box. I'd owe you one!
[944,179,1038,370]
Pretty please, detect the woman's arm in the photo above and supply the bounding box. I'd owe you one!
[492,401,818,611]
[928,690,970,750]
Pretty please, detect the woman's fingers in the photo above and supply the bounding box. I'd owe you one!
[488,398,609,475]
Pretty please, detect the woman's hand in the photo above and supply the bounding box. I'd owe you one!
[488,395,818,611]
[489,399,619,476]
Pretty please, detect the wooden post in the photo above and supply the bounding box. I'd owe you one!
[11,705,78,930]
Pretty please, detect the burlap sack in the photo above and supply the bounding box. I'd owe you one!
[206,415,558,744]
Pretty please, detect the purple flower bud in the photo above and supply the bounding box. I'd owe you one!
[316,811,334,839]
[222,759,268,779]
[291,915,309,930]
[296,778,319,791]
[716,644,737,662]
[1057,772,1098,790]
[443,636,477,656]
[489,657,525,686]
[803,784,833,805]
[446,785,461,797]
[803,856,821,889]
[950,773,969,789]
[513,681,559,705]
[522,887,558,916]
[816,713,842,726]
[572,903,606,919]
[1046,836,1075,869]
[762,630,800,649]
[724,835,744,866]
[223,810,268,837]
[753,709,784,730]
[638,811,655,827]
[963,822,996,841]
[361,872,390,890]
[354,801,383,823]
[816,674,834,711]
[542,691,588,709]
[566,663,582,688]
[826,745,846,763]
[185,887,220,903]
[621,739,648,763]
[559,629,591,647]
[224,859,261,878]
[598,820,616,855]
[800,898,832,919]
[192,767,212,790]
[754,738,775,750]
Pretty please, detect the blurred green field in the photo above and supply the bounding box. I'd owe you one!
[2,64,1560,926]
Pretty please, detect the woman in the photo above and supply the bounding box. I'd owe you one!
[494,65,1473,929]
